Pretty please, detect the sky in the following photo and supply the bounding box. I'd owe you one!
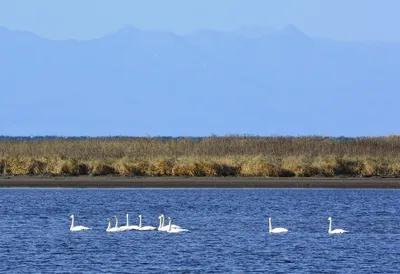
[1,0,400,137]
[0,0,399,41]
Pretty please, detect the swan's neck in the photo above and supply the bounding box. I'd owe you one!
[328,219,332,233]
[158,218,162,229]
[168,219,172,232]
[70,217,75,230]
[139,216,142,228]
[114,217,118,228]
[269,218,272,233]
[107,221,111,230]
[126,214,129,226]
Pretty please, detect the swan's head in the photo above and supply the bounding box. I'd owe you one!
[167,217,171,220]
[106,218,111,222]
[112,215,117,219]
[139,214,142,218]
[328,217,332,221]
[69,215,74,219]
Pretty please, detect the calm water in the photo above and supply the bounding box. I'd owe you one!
[0,188,399,273]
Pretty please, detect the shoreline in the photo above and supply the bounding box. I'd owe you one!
[1,176,400,188]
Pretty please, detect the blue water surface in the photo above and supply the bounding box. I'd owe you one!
[0,188,399,273]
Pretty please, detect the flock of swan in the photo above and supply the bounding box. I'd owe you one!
[70,215,348,234]
[70,214,189,233]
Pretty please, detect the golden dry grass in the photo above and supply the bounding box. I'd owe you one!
[240,156,279,177]
[1,136,400,177]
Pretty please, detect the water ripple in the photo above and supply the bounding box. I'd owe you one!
[0,188,399,273]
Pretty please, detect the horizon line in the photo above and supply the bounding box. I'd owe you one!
[0,135,399,139]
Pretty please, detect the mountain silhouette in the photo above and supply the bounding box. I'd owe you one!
[1,25,399,136]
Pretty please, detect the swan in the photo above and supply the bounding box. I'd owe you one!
[69,215,91,231]
[137,214,156,231]
[158,214,181,231]
[166,217,189,233]
[119,213,140,231]
[328,217,348,234]
[106,218,122,232]
[268,217,288,233]
[112,215,127,232]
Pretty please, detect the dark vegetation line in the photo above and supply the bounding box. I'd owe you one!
[1,136,400,177]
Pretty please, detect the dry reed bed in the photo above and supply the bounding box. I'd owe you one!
[1,136,400,177]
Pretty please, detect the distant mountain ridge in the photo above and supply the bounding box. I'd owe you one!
[1,25,399,136]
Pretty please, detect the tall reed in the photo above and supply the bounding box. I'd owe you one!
[1,136,400,177]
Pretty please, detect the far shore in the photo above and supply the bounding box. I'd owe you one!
[1,175,400,189]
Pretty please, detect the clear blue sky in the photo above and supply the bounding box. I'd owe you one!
[0,0,399,41]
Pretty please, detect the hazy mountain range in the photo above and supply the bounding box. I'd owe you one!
[1,25,399,136]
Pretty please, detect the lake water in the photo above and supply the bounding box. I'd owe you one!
[0,188,399,273]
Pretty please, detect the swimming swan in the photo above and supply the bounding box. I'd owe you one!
[69,215,91,231]
[106,218,123,232]
[137,215,156,231]
[328,217,348,234]
[158,214,181,231]
[268,217,288,233]
[166,217,189,233]
[120,213,139,231]
[112,215,127,232]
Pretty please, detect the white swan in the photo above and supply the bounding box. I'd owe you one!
[112,215,127,232]
[328,217,348,234]
[166,217,189,233]
[120,213,140,231]
[268,217,288,233]
[158,214,181,231]
[106,218,122,232]
[137,215,156,231]
[69,215,91,231]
